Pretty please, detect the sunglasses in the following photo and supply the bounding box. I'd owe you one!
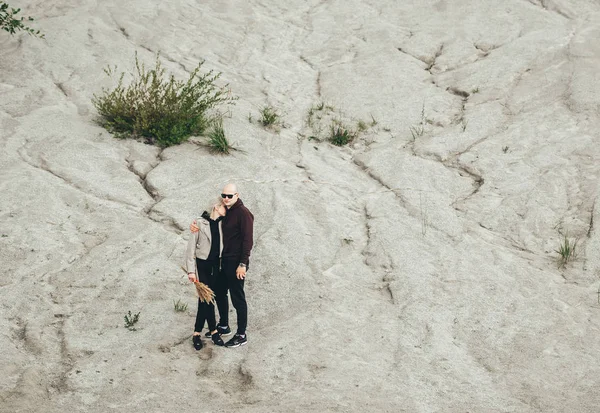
[221,193,236,199]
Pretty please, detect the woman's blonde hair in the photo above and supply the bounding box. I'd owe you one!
[206,197,224,214]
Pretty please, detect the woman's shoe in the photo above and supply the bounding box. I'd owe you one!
[192,335,203,350]
[205,325,232,338]
[212,332,225,346]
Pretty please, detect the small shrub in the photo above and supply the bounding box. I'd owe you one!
[173,299,188,312]
[124,311,140,331]
[207,119,230,154]
[0,3,44,38]
[92,53,236,147]
[502,145,509,153]
[556,234,577,268]
[259,105,280,127]
[329,122,356,146]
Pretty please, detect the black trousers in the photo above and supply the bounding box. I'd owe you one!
[194,258,220,333]
[219,258,248,334]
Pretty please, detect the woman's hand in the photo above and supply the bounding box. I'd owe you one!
[188,272,197,283]
[190,220,199,233]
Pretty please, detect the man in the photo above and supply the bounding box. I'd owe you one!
[191,183,254,348]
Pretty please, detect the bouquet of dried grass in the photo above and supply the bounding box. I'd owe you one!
[194,281,216,304]
[181,266,215,304]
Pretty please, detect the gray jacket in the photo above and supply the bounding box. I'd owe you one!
[185,217,223,274]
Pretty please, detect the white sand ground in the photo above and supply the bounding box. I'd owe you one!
[1,0,600,412]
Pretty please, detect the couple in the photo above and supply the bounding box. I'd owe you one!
[184,183,254,350]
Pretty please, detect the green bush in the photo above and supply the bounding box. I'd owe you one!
[0,2,44,37]
[92,54,236,147]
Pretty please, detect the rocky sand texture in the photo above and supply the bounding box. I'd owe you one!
[1,1,600,412]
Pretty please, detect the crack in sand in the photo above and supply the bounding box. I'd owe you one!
[352,158,409,208]
[54,82,69,98]
[49,317,74,394]
[525,0,572,19]
[362,204,397,304]
[416,150,485,209]
[125,148,185,233]
[16,145,141,211]
[140,44,190,74]
[299,55,322,99]
[397,44,444,74]
[587,200,595,238]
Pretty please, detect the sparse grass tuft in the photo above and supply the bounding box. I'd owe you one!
[555,234,577,268]
[206,119,230,154]
[357,120,368,132]
[173,299,188,312]
[410,104,426,141]
[329,122,356,146]
[124,311,140,331]
[92,53,236,147]
[259,105,280,127]
[306,101,330,129]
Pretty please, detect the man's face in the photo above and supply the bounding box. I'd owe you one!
[221,186,238,208]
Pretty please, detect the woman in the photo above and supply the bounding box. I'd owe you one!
[185,201,226,350]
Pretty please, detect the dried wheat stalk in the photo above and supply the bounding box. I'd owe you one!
[194,281,216,304]
[181,266,215,304]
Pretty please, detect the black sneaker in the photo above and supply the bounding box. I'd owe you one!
[192,335,203,351]
[205,325,232,338]
[212,333,225,346]
[225,333,247,348]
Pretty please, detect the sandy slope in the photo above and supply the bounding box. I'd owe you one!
[1,0,600,412]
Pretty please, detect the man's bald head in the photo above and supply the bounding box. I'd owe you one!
[221,183,239,208]
[222,183,237,194]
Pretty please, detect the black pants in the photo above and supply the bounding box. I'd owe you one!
[219,258,248,334]
[194,258,220,333]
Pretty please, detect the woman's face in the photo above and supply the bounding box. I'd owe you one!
[214,203,226,216]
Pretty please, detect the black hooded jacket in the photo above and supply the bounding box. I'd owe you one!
[221,198,254,266]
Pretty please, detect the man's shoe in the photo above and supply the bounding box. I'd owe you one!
[205,325,232,338]
[225,333,247,348]
[192,335,203,351]
[212,333,225,346]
